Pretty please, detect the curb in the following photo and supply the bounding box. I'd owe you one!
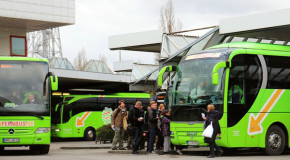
[60,146,111,150]
[108,150,164,155]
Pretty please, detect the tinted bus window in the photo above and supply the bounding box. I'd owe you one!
[119,98,136,110]
[265,56,290,89]
[63,98,98,123]
[228,54,262,127]
[98,98,118,110]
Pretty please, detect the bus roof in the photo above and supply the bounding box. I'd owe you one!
[0,57,49,63]
[208,42,290,52]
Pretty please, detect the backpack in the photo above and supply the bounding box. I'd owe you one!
[112,108,121,124]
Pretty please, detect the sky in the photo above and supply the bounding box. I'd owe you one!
[60,0,290,70]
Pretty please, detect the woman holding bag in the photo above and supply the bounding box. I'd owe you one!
[202,104,223,158]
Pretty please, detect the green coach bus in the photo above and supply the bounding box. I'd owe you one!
[51,93,150,140]
[159,42,290,155]
[0,57,58,154]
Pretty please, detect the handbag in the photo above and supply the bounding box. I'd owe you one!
[202,121,213,138]
[123,116,128,131]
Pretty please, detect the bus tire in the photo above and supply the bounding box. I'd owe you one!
[265,125,285,155]
[30,145,50,154]
[84,127,95,141]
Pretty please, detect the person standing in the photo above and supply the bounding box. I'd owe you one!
[129,101,143,154]
[156,104,165,150]
[161,110,171,154]
[147,101,158,154]
[111,100,127,150]
[124,115,132,150]
[202,104,223,158]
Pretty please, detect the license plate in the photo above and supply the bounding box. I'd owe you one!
[3,138,20,143]
[187,141,198,146]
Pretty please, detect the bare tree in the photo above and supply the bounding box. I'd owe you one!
[74,47,88,70]
[99,53,107,63]
[160,0,182,34]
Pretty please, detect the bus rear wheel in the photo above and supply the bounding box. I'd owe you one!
[265,125,285,155]
[84,127,95,141]
[30,145,50,154]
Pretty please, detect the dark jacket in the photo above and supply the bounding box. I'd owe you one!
[204,110,221,143]
[148,108,158,129]
[128,106,143,127]
[161,115,170,136]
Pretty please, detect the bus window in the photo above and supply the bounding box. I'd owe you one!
[119,98,136,110]
[98,98,118,110]
[228,54,262,127]
[62,98,98,123]
[265,56,290,89]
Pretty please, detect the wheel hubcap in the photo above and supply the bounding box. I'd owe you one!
[268,132,281,149]
[87,130,94,138]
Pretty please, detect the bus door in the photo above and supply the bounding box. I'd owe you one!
[61,103,73,136]
[227,54,262,147]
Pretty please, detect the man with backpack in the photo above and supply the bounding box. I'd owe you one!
[111,100,127,150]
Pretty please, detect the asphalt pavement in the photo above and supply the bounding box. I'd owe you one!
[0,140,289,160]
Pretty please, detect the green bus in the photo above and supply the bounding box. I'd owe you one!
[0,57,58,154]
[159,42,290,155]
[51,93,150,140]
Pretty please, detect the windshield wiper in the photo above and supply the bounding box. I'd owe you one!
[21,112,44,120]
[171,104,205,116]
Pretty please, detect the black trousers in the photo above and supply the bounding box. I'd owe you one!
[209,140,221,156]
[156,129,163,149]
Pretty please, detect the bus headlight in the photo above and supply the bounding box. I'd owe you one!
[35,128,50,133]
[170,131,174,135]
[54,129,60,132]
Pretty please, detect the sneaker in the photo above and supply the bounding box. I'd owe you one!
[148,151,158,155]
[176,149,183,155]
[207,155,215,158]
[111,147,118,150]
[119,147,126,150]
[126,146,132,150]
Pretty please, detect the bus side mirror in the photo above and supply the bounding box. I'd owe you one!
[212,73,219,85]
[50,75,58,91]
[212,61,231,85]
[158,65,177,87]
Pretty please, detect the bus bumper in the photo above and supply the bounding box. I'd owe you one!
[0,132,50,146]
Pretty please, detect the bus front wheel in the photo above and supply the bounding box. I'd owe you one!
[30,145,50,154]
[84,127,95,141]
[265,125,285,155]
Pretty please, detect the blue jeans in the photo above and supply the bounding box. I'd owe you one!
[132,126,143,152]
[148,128,156,152]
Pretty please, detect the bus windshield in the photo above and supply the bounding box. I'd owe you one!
[171,55,225,121]
[0,61,49,116]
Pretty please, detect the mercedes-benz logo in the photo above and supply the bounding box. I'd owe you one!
[8,128,14,134]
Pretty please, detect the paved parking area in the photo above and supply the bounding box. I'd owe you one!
[0,140,290,160]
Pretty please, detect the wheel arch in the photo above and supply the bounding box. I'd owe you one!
[268,122,289,148]
[84,126,96,141]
